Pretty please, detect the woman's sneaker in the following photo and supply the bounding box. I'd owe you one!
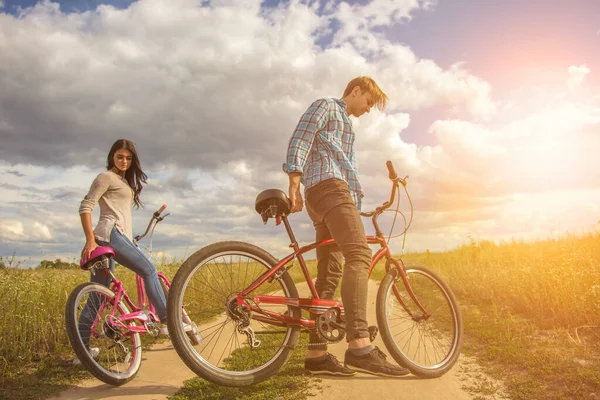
[159,322,193,337]
[344,346,410,377]
[159,325,169,337]
[72,347,100,365]
[304,353,356,376]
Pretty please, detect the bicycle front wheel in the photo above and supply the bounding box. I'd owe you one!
[65,282,142,385]
[167,241,301,387]
[376,263,463,378]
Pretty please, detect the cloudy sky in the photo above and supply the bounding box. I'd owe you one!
[1,0,600,268]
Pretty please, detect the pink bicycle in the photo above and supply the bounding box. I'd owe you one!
[166,161,463,386]
[64,205,200,386]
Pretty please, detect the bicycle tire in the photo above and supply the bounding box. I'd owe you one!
[167,241,301,386]
[160,277,201,345]
[65,282,142,385]
[376,262,463,378]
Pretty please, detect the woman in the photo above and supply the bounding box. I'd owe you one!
[79,139,168,336]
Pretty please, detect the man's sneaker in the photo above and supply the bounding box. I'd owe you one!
[344,346,410,377]
[304,353,356,376]
[72,347,99,365]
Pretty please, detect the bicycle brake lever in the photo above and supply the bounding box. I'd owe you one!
[157,212,172,222]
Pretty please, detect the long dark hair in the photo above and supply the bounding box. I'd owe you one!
[106,139,147,208]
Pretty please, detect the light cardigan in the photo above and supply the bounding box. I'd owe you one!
[79,171,134,242]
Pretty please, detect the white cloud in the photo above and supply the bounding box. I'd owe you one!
[0,220,52,242]
[425,98,600,194]
[332,0,434,48]
[0,0,494,169]
[346,76,600,254]
[228,161,253,180]
[2,0,598,264]
[0,221,25,241]
[32,222,53,240]
[567,64,590,90]
[0,0,501,265]
[373,48,497,119]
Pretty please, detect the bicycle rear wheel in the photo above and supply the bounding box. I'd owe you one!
[65,282,142,385]
[167,241,301,386]
[376,263,463,378]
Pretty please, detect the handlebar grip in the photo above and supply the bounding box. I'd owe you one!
[154,204,167,217]
[386,160,398,180]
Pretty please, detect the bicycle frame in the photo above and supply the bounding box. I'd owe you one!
[87,206,170,336]
[87,270,170,336]
[239,213,431,331]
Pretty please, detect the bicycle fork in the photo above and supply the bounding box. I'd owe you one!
[388,259,431,320]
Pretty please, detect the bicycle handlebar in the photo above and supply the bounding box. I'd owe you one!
[359,161,409,229]
[154,204,167,218]
[386,160,408,187]
[386,160,397,180]
[134,204,169,243]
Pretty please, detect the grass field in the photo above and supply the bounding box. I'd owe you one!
[1,232,599,399]
[0,261,183,400]
[400,232,600,400]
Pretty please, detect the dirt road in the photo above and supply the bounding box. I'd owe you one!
[50,280,499,400]
[48,340,196,400]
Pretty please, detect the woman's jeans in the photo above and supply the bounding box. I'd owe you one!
[305,178,372,348]
[78,227,167,348]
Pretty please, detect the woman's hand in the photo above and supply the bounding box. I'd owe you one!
[81,240,99,263]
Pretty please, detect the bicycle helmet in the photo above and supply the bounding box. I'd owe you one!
[80,246,115,271]
[255,189,291,223]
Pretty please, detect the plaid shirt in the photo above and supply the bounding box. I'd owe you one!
[283,98,364,210]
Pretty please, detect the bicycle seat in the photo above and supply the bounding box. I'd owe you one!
[80,246,115,271]
[255,189,291,223]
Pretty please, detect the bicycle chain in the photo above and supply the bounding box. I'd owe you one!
[249,329,344,350]
[250,325,378,350]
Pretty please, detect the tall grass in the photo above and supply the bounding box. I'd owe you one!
[2,233,600,399]
[401,232,600,330]
[0,262,181,379]
[0,268,86,367]
[4,233,598,371]
[396,232,600,400]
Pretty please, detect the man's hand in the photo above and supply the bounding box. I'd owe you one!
[288,172,303,213]
[289,186,304,213]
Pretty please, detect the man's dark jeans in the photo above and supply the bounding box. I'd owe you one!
[305,178,372,349]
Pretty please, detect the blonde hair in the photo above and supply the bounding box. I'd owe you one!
[342,76,388,111]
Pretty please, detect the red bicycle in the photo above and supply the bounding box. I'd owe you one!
[167,161,463,386]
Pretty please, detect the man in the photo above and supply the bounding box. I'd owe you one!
[282,76,409,377]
